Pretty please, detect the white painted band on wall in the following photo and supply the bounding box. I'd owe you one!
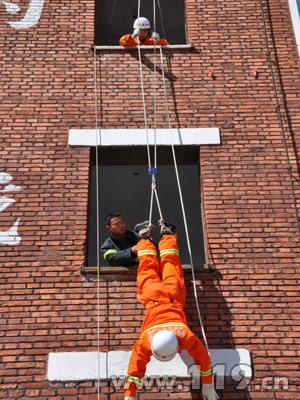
[47,348,252,382]
[68,128,221,147]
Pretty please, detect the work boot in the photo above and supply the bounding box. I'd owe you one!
[134,220,154,239]
[158,219,176,235]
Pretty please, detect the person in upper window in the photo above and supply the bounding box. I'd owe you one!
[119,17,168,47]
[100,212,139,267]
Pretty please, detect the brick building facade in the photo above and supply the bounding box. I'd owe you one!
[1,0,300,399]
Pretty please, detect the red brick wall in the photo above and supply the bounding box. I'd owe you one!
[1,0,300,399]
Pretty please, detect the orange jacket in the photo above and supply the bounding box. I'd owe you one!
[124,236,212,398]
[119,34,169,47]
[124,323,212,397]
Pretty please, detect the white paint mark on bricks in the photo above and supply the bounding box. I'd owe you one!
[0,172,13,184]
[0,196,15,213]
[2,1,20,14]
[0,219,21,245]
[0,172,22,246]
[1,0,45,29]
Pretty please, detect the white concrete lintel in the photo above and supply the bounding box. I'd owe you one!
[68,128,220,147]
[47,349,251,383]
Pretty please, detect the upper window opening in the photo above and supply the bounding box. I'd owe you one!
[95,0,187,46]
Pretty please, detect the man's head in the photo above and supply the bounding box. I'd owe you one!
[105,212,126,239]
[133,17,150,40]
[139,29,150,40]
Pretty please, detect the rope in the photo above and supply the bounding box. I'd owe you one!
[109,0,118,46]
[153,0,157,170]
[158,45,210,353]
[157,0,166,44]
[136,0,163,226]
[135,0,209,352]
[93,47,101,400]
[259,0,300,239]
[137,0,151,171]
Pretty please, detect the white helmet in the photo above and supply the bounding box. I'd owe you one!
[150,330,178,362]
[133,17,151,29]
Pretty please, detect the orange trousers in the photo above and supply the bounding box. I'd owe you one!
[137,234,186,311]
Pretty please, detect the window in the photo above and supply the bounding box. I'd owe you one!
[95,0,186,46]
[86,146,206,266]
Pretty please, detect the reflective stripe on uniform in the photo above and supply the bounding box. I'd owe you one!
[197,365,212,377]
[137,250,157,257]
[120,36,127,45]
[160,249,179,257]
[126,375,142,385]
[143,322,188,334]
[103,249,118,260]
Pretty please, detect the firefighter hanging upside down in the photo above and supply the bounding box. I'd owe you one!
[124,221,219,400]
[120,17,168,47]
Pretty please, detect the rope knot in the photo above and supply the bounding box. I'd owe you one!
[148,167,157,184]
[148,167,158,176]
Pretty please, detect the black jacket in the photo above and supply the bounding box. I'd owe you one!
[100,230,139,267]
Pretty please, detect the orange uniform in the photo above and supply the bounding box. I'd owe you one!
[119,34,169,47]
[124,235,212,398]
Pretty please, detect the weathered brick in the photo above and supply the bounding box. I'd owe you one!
[0,0,300,398]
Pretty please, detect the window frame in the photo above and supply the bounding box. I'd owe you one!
[86,146,207,268]
[95,0,187,46]
[68,127,221,272]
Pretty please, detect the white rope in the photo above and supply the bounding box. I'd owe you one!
[109,0,118,45]
[154,184,163,220]
[93,47,101,400]
[153,0,157,170]
[136,0,163,226]
[157,0,166,44]
[159,45,210,354]
[137,0,151,171]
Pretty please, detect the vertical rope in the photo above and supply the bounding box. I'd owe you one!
[153,0,157,170]
[259,0,300,238]
[157,0,166,42]
[137,1,151,176]
[93,47,101,400]
[159,46,210,353]
[109,0,118,45]
[136,0,164,225]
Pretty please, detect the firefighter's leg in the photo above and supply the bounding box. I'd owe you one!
[136,238,161,307]
[159,234,186,306]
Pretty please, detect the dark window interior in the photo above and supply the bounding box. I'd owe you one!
[86,146,206,266]
[95,0,186,46]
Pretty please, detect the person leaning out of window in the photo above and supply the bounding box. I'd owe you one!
[100,212,139,267]
[120,17,168,47]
